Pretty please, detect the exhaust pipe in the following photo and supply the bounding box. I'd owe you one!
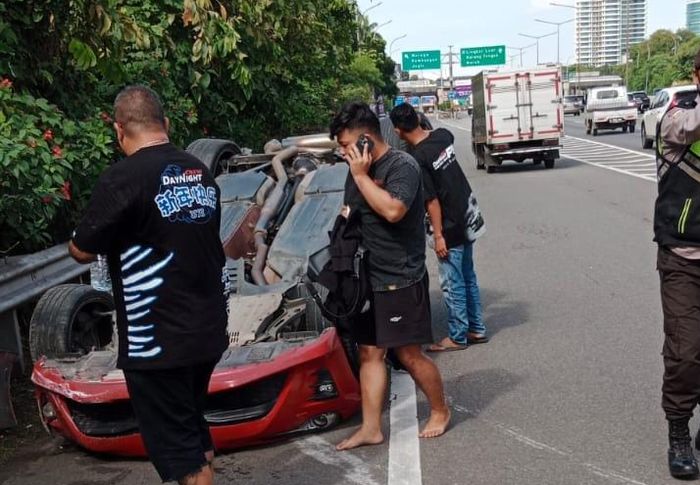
[251,146,298,285]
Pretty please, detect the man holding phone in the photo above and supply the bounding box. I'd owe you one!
[329,102,450,450]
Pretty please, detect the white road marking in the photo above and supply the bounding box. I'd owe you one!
[388,370,422,485]
[451,400,649,485]
[440,119,471,133]
[296,435,381,485]
[561,135,657,182]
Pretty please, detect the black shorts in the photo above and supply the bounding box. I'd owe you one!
[352,272,433,348]
[123,361,218,483]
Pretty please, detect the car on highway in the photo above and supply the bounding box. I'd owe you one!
[628,91,651,113]
[30,136,362,457]
[584,86,637,136]
[640,85,697,149]
[563,95,584,116]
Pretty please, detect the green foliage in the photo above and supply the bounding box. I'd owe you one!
[0,0,399,254]
[0,82,113,253]
[625,29,698,93]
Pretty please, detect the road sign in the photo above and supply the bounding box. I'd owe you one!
[460,45,506,67]
[402,50,441,71]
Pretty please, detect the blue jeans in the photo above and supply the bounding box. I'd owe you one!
[437,243,486,345]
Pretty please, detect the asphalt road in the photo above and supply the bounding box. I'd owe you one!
[1,114,679,485]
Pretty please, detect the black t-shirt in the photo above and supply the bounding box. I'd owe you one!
[344,148,426,291]
[73,143,228,370]
[411,128,472,249]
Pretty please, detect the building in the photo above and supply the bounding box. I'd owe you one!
[688,0,700,34]
[575,0,647,66]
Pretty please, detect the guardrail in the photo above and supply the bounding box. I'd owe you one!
[0,243,88,428]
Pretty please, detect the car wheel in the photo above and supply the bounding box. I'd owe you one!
[642,125,654,149]
[544,159,555,169]
[186,138,241,177]
[629,124,636,134]
[29,284,114,362]
[486,165,497,173]
[622,126,628,133]
[533,158,542,165]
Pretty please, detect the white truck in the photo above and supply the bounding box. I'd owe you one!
[471,66,563,173]
[583,86,637,136]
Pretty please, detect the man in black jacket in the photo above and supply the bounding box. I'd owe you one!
[655,49,700,480]
[330,102,449,450]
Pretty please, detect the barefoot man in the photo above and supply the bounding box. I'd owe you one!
[330,102,450,450]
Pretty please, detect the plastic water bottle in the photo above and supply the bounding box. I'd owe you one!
[90,255,112,292]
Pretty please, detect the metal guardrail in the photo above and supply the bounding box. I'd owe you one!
[0,243,88,428]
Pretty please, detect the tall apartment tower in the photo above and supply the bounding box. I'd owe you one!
[575,0,647,66]
[688,0,700,34]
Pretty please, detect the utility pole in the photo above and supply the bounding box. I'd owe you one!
[448,45,455,94]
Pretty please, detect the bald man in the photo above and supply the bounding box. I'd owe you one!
[69,85,228,485]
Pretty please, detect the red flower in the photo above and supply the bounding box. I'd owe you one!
[43,129,54,142]
[60,180,72,201]
[41,195,53,204]
[52,145,63,158]
[0,78,12,89]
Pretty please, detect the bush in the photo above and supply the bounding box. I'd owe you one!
[0,80,113,254]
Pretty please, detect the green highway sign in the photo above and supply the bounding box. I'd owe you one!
[460,45,506,67]
[402,50,441,71]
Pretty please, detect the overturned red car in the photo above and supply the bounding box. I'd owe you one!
[30,135,361,456]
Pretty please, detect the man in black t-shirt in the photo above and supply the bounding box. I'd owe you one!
[390,103,488,352]
[69,86,227,485]
[330,102,450,450]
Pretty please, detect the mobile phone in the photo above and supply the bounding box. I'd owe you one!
[355,134,374,155]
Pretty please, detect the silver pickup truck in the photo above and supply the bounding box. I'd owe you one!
[584,86,638,136]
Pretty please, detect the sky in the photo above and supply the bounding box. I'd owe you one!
[357,0,687,78]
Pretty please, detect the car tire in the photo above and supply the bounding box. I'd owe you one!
[29,284,114,362]
[629,124,636,134]
[186,138,241,177]
[642,125,654,149]
[544,159,555,169]
[622,126,628,133]
[486,165,497,173]
[533,158,542,165]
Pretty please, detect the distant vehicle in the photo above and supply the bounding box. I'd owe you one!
[641,85,697,149]
[471,66,563,173]
[583,86,637,136]
[563,95,584,116]
[628,91,651,113]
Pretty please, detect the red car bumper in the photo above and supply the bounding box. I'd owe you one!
[32,328,360,457]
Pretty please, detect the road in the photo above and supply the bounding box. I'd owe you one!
[1,113,678,485]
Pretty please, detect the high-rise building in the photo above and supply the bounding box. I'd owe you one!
[688,0,700,34]
[575,0,647,66]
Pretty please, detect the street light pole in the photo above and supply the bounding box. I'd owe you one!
[507,44,536,68]
[535,18,574,65]
[389,34,407,59]
[519,32,557,66]
[361,1,383,16]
